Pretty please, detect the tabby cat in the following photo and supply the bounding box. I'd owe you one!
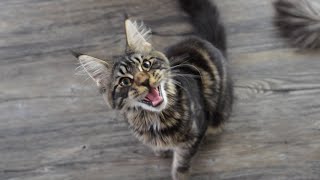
[72,0,233,179]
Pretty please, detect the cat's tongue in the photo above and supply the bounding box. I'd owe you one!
[145,87,163,107]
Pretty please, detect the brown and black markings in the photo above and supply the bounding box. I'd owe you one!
[73,0,233,179]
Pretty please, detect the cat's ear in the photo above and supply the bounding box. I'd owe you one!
[125,18,153,54]
[72,51,110,86]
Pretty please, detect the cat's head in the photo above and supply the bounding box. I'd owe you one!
[74,18,172,112]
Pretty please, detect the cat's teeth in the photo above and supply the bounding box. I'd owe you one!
[140,85,164,107]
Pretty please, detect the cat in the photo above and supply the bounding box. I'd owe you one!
[274,0,320,49]
[72,0,233,179]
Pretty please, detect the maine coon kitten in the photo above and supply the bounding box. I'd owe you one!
[72,0,233,179]
[274,0,320,49]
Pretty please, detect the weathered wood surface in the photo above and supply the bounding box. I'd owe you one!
[1,0,320,179]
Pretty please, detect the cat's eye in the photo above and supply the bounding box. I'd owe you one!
[120,77,132,86]
[142,60,152,70]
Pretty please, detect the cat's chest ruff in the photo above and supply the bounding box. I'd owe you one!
[126,110,187,147]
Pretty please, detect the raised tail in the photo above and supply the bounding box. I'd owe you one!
[178,0,227,55]
[274,0,320,49]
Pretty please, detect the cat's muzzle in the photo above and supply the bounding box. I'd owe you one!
[140,86,164,107]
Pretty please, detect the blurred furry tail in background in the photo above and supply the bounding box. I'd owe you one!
[274,0,320,49]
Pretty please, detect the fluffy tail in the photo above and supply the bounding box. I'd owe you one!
[274,0,320,49]
[178,0,227,55]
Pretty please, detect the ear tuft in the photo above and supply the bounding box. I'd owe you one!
[75,54,110,86]
[124,12,129,20]
[70,50,83,58]
[125,19,152,53]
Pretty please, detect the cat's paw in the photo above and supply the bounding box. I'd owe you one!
[172,166,190,180]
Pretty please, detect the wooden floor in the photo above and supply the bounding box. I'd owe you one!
[1,0,320,179]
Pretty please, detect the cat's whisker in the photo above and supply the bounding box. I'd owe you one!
[168,64,202,77]
[169,69,203,83]
[164,77,189,93]
[170,71,201,78]
[170,75,195,89]
[169,54,191,65]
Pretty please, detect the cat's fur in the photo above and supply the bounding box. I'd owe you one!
[72,0,232,179]
[274,0,320,49]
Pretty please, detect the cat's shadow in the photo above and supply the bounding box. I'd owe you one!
[191,132,224,179]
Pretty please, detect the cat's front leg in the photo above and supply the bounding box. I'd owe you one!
[171,140,200,180]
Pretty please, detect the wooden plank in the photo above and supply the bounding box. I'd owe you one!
[0,0,319,179]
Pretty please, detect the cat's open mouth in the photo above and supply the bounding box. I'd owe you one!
[141,86,164,107]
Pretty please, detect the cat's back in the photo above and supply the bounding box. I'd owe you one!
[166,37,233,128]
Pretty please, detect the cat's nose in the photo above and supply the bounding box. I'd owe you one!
[141,78,150,87]
[135,72,150,87]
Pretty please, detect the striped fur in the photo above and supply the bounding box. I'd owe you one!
[274,0,320,49]
[73,0,232,179]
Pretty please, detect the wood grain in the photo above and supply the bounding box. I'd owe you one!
[1,0,319,179]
